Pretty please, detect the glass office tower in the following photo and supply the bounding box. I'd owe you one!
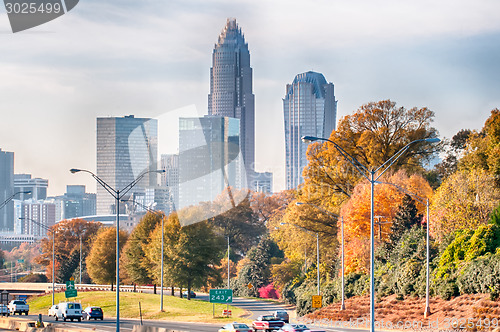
[284,71,337,189]
[96,115,158,215]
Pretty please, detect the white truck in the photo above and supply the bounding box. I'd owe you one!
[8,300,29,315]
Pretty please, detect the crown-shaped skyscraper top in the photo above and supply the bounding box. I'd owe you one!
[216,18,247,48]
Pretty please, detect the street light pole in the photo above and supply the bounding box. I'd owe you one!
[79,235,82,285]
[302,135,440,331]
[295,202,340,299]
[122,198,165,311]
[341,216,345,310]
[280,222,320,295]
[19,217,55,306]
[375,180,432,317]
[71,168,164,332]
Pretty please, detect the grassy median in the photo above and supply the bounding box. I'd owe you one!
[28,291,249,323]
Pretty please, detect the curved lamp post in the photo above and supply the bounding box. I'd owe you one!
[295,202,346,310]
[280,221,320,296]
[374,180,432,317]
[70,168,164,332]
[121,198,166,311]
[19,217,55,306]
[302,135,439,331]
[0,191,31,210]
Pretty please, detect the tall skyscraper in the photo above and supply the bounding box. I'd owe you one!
[0,149,14,232]
[284,71,337,189]
[96,115,158,215]
[178,116,242,209]
[208,18,255,177]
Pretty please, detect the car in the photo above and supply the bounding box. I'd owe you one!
[252,315,285,331]
[53,302,83,322]
[278,324,325,332]
[273,310,289,323]
[0,304,9,316]
[83,306,103,320]
[48,304,59,317]
[218,322,253,332]
[182,290,196,298]
[8,300,29,315]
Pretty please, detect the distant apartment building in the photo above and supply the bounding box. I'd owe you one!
[63,185,96,219]
[208,18,255,177]
[178,116,243,209]
[96,115,158,216]
[20,200,56,237]
[284,71,337,189]
[14,174,48,201]
[0,149,14,232]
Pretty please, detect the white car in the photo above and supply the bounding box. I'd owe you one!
[48,304,59,317]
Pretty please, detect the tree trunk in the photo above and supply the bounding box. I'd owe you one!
[154,284,157,295]
[111,282,114,292]
[187,280,192,300]
[179,287,182,298]
[171,286,174,296]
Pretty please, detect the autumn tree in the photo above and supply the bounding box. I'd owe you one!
[234,235,283,297]
[86,227,128,286]
[145,213,224,299]
[302,100,439,205]
[341,171,432,273]
[431,168,500,241]
[35,219,101,282]
[122,212,163,285]
[459,109,500,186]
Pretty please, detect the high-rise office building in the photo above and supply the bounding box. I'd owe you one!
[178,116,242,209]
[96,115,158,215]
[0,149,14,232]
[14,174,48,201]
[284,71,337,189]
[208,18,255,177]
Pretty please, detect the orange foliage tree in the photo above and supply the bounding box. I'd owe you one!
[340,171,432,274]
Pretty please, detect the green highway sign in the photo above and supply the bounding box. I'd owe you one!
[209,289,233,303]
[65,280,77,298]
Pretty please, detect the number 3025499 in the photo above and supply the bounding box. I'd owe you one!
[5,2,62,14]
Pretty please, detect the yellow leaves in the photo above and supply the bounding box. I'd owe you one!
[431,168,500,241]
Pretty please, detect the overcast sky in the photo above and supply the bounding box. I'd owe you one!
[1,0,499,195]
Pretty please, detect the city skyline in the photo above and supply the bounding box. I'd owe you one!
[1,0,499,195]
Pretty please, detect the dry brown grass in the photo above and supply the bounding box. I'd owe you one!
[305,294,500,331]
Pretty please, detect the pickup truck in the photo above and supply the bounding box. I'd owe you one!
[252,315,285,332]
[8,300,29,315]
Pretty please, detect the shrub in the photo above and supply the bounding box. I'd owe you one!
[258,283,279,299]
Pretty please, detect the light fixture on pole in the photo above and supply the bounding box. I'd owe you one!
[302,135,440,331]
[71,168,165,332]
[0,191,31,210]
[295,202,345,310]
[374,180,432,317]
[19,217,55,306]
[280,221,320,296]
